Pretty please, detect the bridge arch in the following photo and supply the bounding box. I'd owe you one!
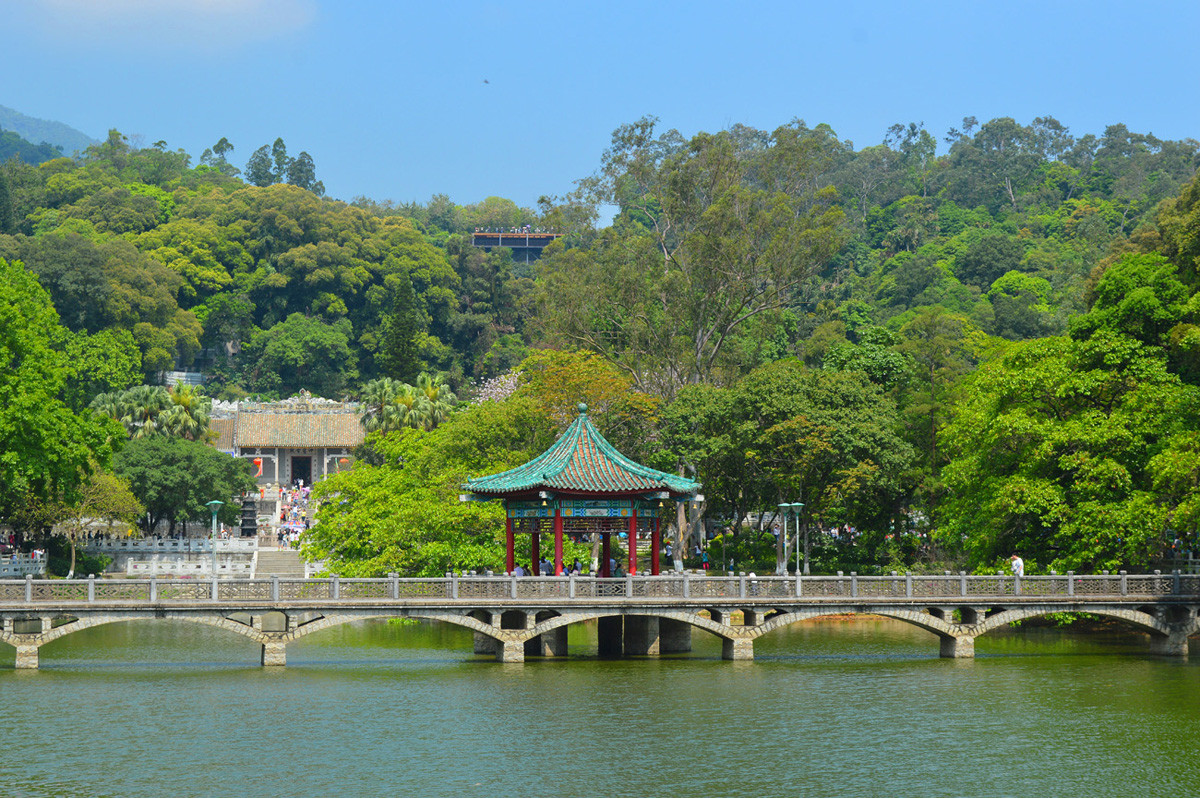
[0,612,272,652]
[973,606,1178,638]
[746,607,959,641]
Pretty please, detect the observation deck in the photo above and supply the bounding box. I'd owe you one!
[470,230,562,263]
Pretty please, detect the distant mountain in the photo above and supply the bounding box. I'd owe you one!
[0,105,98,157]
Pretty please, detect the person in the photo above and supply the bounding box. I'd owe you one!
[1010,554,1024,578]
[513,563,526,576]
[701,551,709,571]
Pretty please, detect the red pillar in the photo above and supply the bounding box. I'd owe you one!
[628,508,638,575]
[505,514,515,574]
[651,513,661,575]
[553,504,564,575]
[531,525,541,576]
[602,533,611,577]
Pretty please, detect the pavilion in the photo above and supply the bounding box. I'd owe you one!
[462,404,701,576]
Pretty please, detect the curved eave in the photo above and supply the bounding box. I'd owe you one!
[461,410,701,497]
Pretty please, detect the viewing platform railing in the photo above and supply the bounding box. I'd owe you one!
[0,571,1196,605]
[81,538,258,554]
[0,554,48,579]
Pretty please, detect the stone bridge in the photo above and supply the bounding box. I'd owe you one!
[2,572,1198,668]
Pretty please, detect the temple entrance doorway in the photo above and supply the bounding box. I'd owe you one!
[290,456,312,486]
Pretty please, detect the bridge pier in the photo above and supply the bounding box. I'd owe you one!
[624,616,659,656]
[497,639,525,663]
[15,643,39,669]
[261,639,287,666]
[660,618,692,653]
[537,626,568,656]
[597,616,623,657]
[722,637,754,660]
[1148,632,1190,658]
[939,635,976,658]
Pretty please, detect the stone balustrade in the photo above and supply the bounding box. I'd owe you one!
[0,554,47,579]
[125,559,253,578]
[82,538,258,554]
[0,571,1195,604]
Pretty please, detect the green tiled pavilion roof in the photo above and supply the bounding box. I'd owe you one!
[464,405,700,497]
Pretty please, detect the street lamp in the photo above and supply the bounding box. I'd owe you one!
[206,500,224,577]
[777,502,805,574]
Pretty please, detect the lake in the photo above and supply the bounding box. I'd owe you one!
[1,617,1197,798]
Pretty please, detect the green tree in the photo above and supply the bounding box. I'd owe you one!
[287,151,323,196]
[0,257,118,529]
[537,117,846,399]
[243,313,357,397]
[113,436,253,534]
[309,398,561,576]
[380,271,421,382]
[271,138,291,186]
[940,331,1198,571]
[245,145,274,187]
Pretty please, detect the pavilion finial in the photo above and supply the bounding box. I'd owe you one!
[578,403,588,414]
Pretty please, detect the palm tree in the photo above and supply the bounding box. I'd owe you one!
[360,378,402,433]
[415,372,457,429]
[161,383,213,442]
[123,385,172,438]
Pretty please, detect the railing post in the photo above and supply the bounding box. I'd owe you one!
[88,574,95,603]
[625,574,633,598]
[1013,574,1020,596]
[850,572,858,598]
[683,571,691,599]
[211,577,219,601]
[331,575,340,600]
[451,572,459,600]
[1121,571,1128,596]
[960,571,967,597]
[569,573,576,599]
[905,572,913,598]
[739,575,747,599]
[389,572,399,600]
[1173,569,1181,595]
[25,574,32,602]
[271,575,279,602]
[510,574,518,599]
[150,576,158,602]
[795,572,802,597]
[1067,571,1074,597]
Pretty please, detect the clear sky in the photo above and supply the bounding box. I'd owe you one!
[4,0,1199,212]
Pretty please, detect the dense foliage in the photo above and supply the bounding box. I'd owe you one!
[2,112,1200,575]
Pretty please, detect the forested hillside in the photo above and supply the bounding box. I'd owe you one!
[3,116,1199,576]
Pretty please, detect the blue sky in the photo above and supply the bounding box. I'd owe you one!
[4,0,1199,213]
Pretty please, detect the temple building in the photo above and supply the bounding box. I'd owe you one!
[211,393,364,487]
[462,404,701,576]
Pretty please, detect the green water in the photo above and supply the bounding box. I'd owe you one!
[1,618,1197,798]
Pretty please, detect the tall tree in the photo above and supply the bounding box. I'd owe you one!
[245,145,274,187]
[537,117,846,399]
[380,271,421,383]
[287,151,324,195]
[271,138,291,185]
[0,258,118,529]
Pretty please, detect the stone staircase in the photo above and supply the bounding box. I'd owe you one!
[253,549,306,578]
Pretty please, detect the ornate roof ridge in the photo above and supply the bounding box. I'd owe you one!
[463,405,700,497]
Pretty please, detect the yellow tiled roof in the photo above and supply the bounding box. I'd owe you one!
[211,417,236,450]
[235,412,365,448]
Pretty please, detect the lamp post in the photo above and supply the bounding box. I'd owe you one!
[778,502,804,574]
[206,500,224,577]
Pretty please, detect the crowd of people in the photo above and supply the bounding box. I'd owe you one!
[277,481,312,548]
